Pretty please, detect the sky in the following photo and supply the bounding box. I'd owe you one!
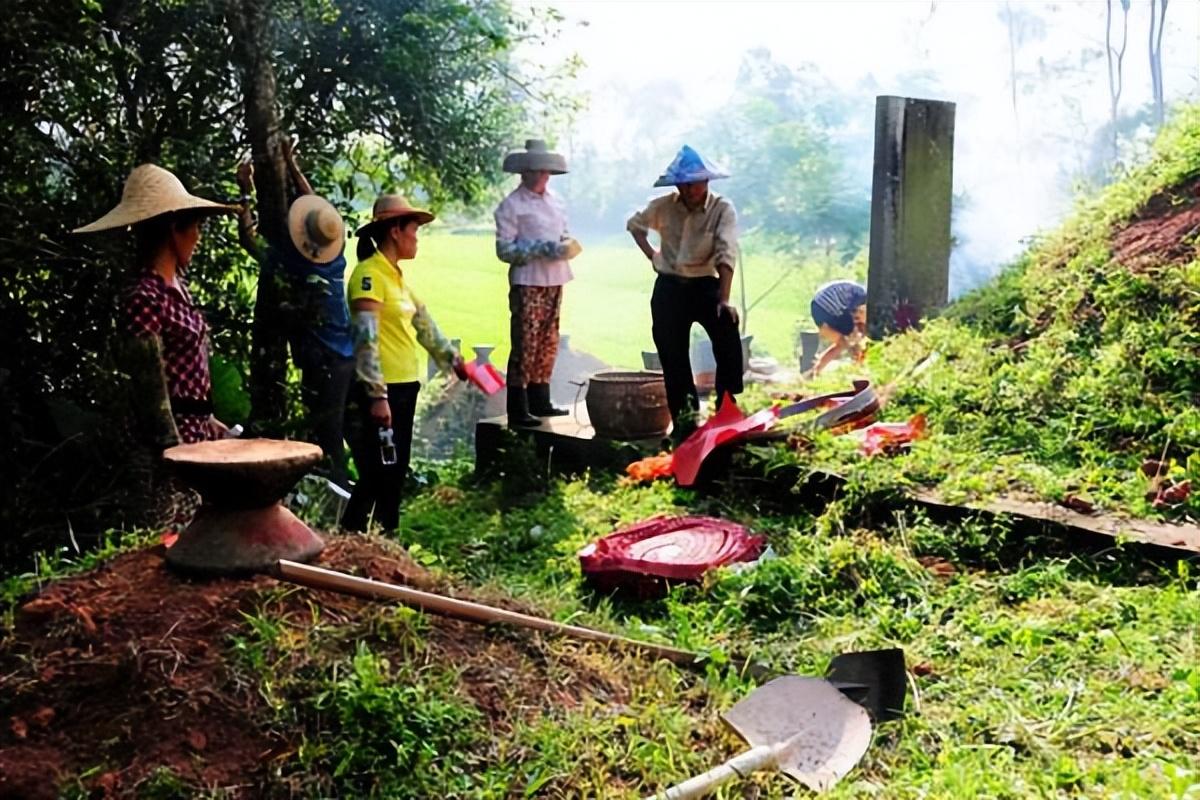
[520,0,1200,293]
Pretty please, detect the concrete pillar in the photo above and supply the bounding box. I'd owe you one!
[867,96,955,339]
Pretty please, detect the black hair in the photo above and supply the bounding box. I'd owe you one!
[355,215,418,262]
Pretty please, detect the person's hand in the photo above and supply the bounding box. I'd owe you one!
[451,355,469,381]
[369,397,392,428]
[235,159,253,192]
[717,300,739,327]
[208,416,230,439]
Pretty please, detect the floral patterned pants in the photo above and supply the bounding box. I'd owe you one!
[507,285,562,387]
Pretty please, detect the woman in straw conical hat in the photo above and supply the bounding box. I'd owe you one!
[341,193,469,532]
[75,163,237,447]
[235,140,354,490]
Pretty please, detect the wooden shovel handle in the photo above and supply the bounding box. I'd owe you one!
[643,744,776,800]
[275,560,698,666]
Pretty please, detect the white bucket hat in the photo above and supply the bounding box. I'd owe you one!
[73,164,237,233]
[288,195,345,263]
[502,139,567,175]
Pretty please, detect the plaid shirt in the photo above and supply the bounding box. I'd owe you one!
[123,272,213,443]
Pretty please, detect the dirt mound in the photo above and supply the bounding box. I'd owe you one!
[0,535,626,798]
[1112,175,1200,270]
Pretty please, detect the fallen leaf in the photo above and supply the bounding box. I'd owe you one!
[187,729,208,751]
[71,605,98,635]
[1061,494,1097,515]
[19,597,66,618]
[30,707,55,728]
[96,771,121,796]
[10,717,28,739]
[917,555,957,579]
[912,662,935,677]
[1141,458,1166,477]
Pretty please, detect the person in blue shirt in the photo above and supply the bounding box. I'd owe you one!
[808,280,868,377]
[236,141,354,489]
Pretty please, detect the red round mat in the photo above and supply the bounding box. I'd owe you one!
[579,516,765,593]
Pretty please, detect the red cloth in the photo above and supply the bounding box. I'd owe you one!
[672,394,779,486]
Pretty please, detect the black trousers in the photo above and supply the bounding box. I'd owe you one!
[342,381,419,532]
[650,274,744,426]
[294,341,354,490]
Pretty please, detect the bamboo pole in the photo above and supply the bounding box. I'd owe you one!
[274,560,700,666]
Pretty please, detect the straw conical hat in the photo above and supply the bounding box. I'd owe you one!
[288,195,345,263]
[354,194,435,237]
[502,139,567,175]
[74,164,237,234]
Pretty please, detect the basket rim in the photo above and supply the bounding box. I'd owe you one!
[587,369,665,383]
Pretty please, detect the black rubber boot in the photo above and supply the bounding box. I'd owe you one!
[506,386,541,427]
[528,383,568,417]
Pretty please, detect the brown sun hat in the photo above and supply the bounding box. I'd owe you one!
[73,164,237,234]
[354,194,435,237]
[288,195,345,262]
[502,139,567,175]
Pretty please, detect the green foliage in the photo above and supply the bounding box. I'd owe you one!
[698,50,871,260]
[0,0,572,561]
[209,354,251,424]
[301,643,483,798]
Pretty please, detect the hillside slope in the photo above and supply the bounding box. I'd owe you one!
[803,105,1200,521]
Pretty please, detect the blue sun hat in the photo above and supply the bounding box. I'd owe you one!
[653,145,730,188]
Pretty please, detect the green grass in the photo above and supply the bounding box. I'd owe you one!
[389,231,861,369]
[380,465,1199,799]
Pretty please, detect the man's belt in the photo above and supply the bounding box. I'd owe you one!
[170,396,214,416]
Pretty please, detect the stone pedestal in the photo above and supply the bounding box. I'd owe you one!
[163,439,325,574]
[867,96,955,338]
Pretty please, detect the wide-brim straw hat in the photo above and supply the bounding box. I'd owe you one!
[73,164,237,233]
[502,139,567,175]
[354,194,435,237]
[288,195,345,263]
[653,144,730,188]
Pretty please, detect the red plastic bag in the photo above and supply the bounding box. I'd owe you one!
[625,453,674,483]
[860,414,927,457]
[462,360,505,395]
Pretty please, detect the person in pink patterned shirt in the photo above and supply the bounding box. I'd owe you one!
[494,139,583,427]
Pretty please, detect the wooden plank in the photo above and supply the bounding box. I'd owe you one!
[911,490,1200,554]
[788,468,1200,557]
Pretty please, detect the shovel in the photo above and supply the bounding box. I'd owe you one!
[644,676,874,799]
[275,561,908,711]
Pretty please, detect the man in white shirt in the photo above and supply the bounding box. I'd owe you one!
[494,139,582,427]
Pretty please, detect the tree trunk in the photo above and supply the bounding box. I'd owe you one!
[225,0,290,428]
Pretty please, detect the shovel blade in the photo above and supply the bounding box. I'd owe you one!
[827,648,908,722]
[722,676,872,792]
